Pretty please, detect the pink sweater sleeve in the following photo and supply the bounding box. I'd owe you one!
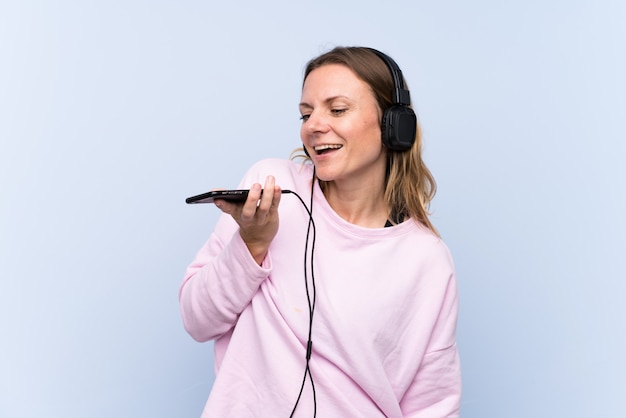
[179,217,272,342]
[400,265,462,417]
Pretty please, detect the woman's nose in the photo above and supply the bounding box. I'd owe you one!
[303,110,329,134]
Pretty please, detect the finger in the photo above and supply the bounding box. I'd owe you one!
[257,176,276,214]
[241,183,262,220]
[270,185,282,212]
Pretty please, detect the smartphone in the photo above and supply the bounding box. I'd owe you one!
[186,190,254,204]
[186,189,292,204]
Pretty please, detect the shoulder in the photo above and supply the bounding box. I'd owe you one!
[401,222,456,275]
[421,228,454,263]
[240,158,313,188]
[247,158,303,173]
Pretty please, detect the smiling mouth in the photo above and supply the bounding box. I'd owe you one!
[314,144,342,155]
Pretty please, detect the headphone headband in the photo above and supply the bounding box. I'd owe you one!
[366,48,417,152]
[366,48,411,106]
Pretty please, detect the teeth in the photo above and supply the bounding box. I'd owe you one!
[314,144,342,152]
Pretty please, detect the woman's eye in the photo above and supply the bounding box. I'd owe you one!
[331,109,347,116]
[300,114,310,122]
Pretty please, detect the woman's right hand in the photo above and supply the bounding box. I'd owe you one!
[213,175,282,265]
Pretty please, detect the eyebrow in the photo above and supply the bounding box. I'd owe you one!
[299,95,350,109]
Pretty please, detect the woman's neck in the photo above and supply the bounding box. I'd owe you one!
[323,180,388,228]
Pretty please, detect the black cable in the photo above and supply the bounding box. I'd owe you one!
[285,170,318,417]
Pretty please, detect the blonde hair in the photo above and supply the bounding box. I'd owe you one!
[295,46,438,235]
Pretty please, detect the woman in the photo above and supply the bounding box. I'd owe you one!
[180,46,461,417]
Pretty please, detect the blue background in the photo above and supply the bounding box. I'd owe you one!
[1,1,624,417]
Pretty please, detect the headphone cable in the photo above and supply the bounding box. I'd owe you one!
[286,169,317,417]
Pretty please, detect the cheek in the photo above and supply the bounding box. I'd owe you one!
[361,118,382,146]
[362,106,382,135]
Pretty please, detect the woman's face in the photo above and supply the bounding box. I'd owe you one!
[299,64,386,188]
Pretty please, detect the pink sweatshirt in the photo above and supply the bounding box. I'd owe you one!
[180,159,461,417]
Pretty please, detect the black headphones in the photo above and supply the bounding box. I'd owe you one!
[367,48,417,152]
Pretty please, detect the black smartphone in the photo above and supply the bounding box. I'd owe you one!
[186,189,291,204]
[186,190,252,204]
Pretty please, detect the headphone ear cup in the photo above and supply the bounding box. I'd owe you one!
[381,105,417,152]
